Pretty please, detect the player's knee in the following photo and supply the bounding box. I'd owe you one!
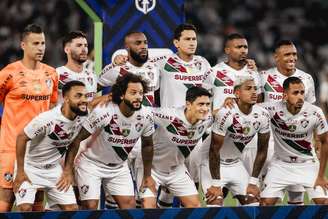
[260,198,277,206]
[81,200,98,210]
[124,197,136,208]
[60,204,78,211]
[181,197,201,208]
[18,203,33,212]
[312,198,328,205]
[0,200,13,212]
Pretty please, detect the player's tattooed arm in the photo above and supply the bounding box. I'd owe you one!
[252,132,270,178]
[140,135,157,195]
[207,132,224,204]
[209,132,224,180]
[141,135,154,178]
[57,128,91,192]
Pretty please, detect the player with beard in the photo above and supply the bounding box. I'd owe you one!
[13,81,88,211]
[0,24,58,212]
[57,73,156,210]
[257,40,316,205]
[98,31,159,208]
[260,77,328,205]
[201,76,270,206]
[56,31,97,104]
[99,31,159,107]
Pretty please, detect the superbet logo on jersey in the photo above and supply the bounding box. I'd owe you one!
[269,93,283,101]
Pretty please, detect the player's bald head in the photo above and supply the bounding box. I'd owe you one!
[124,32,146,45]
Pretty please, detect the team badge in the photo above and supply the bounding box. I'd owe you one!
[288,124,296,132]
[135,123,143,132]
[4,172,12,182]
[278,111,284,117]
[81,185,89,194]
[18,189,27,198]
[198,125,204,134]
[301,119,309,128]
[187,131,195,139]
[122,129,131,137]
[135,0,156,14]
[253,121,260,130]
[147,71,154,80]
[242,126,250,135]
[45,78,52,88]
[87,77,94,86]
[33,82,42,92]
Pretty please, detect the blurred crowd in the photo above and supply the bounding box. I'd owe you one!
[185,0,328,97]
[1,0,328,104]
[0,0,92,69]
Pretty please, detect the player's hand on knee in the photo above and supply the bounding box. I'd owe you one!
[140,176,157,196]
[113,55,128,65]
[13,171,31,193]
[56,170,73,192]
[246,59,258,71]
[314,176,328,195]
[246,184,260,201]
[206,186,223,203]
[221,97,236,109]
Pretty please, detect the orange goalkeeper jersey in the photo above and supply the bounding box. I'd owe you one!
[0,61,58,152]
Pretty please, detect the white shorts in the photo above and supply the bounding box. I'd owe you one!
[185,139,203,183]
[261,157,327,200]
[200,160,249,197]
[241,135,275,176]
[14,163,76,206]
[136,164,198,198]
[75,156,135,201]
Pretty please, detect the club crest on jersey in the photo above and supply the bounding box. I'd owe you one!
[135,0,156,14]
[81,185,89,194]
[33,81,42,92]
[135,123,143,132]
[122,129,131,137]
[87,77,94,86]
[4,172,12,182]
[187,131,195,139]
[147,71,154,80]
[242,126,251,135]
[18,189,27,198]
[288,124,296,132]
[253,121,260,130]
[45,78,52,88]
[198,125,204,134]
[301,119,309,128]
[278,111,284,117]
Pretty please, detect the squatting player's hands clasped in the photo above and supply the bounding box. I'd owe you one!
[206,185,223,205]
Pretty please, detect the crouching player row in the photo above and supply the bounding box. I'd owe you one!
[202,76,328,206]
